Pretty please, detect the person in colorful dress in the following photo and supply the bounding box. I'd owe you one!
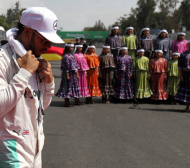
[123,27,137,66]
[172,32,188,54]
[154,29,172,61]
[175,41,190,112]
[73,44,90,100]
[99,44,115,103]
[114,47,134,100]
[138,27,154,59]
[84,44,102,104]
[167,52,180,105]
[56,43,81,107]
[149,50,168,102]
[134,49,152,100]
[105,25,124,57]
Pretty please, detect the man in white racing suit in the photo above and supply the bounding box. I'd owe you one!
[0,7,64,168]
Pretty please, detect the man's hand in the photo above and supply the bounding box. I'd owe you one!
[17,50,39,74]
[38,59,53,84]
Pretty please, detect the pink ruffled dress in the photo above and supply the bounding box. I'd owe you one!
[74,52,90,97]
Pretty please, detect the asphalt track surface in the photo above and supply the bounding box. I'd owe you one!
[42,51,190,168]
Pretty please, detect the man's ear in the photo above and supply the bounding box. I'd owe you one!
[24,27,31,37]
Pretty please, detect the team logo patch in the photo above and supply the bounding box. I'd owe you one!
[23,130,29,135]
[53,20,58,30]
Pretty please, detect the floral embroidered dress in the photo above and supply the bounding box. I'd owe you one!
[172,39,188,54]
[105,35,124,57]
[56,53,81,98]
[123,34,137,66]
[84,52,102,97]
[138,35,154,59]
[74,52,90,97]
[99,53,115,95]
[149,57,168,100]
[154,37,172,61]
[175,51,190,102]
[114,55,134,99]
[134,56,152,98]
[167,59,180,96]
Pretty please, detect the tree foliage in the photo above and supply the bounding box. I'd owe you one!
[115,0,190,34]
[0,1,25,30]
[83,20,107,31]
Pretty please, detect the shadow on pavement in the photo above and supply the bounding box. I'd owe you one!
[138,108,186,113]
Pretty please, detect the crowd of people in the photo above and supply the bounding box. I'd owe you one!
[56,25,190,112]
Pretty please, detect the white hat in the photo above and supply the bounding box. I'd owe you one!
[65,43,74,48]
[172,52,180,57]
[73,44,83,53]
[124,27,134,34]
[20,7,64,43]
[140,27,150,37]
[111,26,119,30]
[178,32,186,36]
[157,29,168,38]
[155,50,163,53]
[75,45,83,48]
[103,45,110,49]
[118,47,128,55]
[137,49,145,53]
[84,45,96,54]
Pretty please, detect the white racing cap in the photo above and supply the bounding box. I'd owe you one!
[20,7,64,43]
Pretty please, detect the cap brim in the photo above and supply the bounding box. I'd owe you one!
[39,31,65,44]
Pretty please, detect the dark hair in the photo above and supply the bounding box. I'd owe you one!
[85,43,94,53]
[125,27,134,35]
[75,43,83,53]
[17,22,25,35]
[157,29,168,39]
[101,44,111,55]
[63,42,73,55]
[118,46,127,55]
[177,32,185,40]
[110,25,119,36]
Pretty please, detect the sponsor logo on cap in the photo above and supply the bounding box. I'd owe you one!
[53,20,58,30]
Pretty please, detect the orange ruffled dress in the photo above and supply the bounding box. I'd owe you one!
[84,53,102,97]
